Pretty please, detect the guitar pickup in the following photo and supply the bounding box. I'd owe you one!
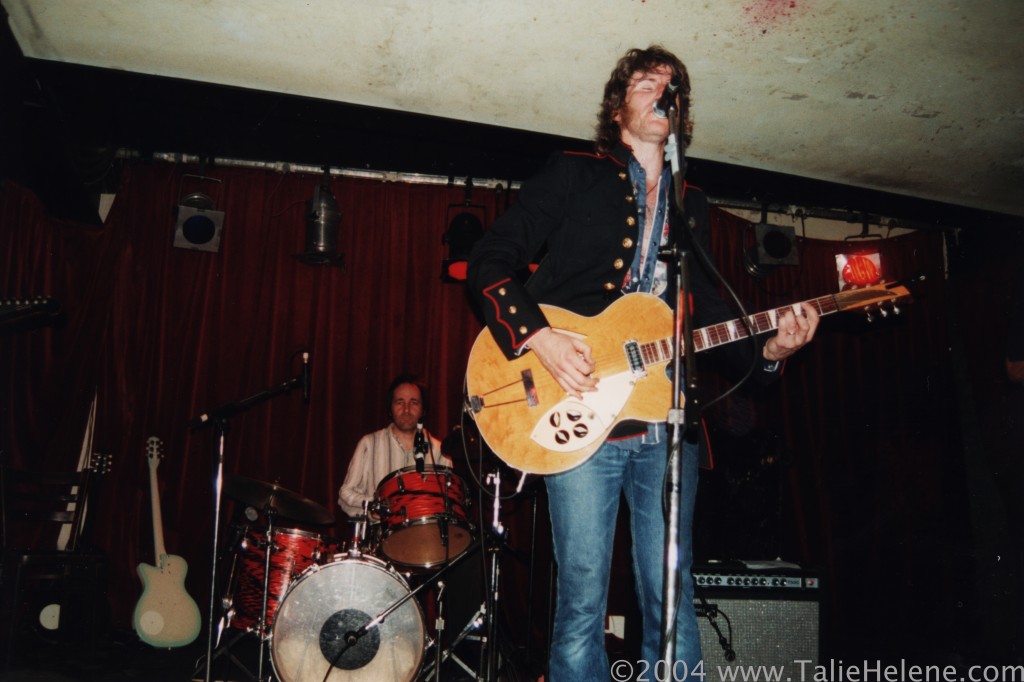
[624,340,647,377]
[522,368,539,407]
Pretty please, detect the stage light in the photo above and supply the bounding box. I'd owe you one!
[173,190,224,253]
[443,211,484,282]
[743,212,799,278]
[442,178,486,283]
[295,168,344,267]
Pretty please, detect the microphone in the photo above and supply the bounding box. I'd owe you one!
[652,80,679,119]
[414,422,426,474]
[439,515,449,549]
[302,352,311,404]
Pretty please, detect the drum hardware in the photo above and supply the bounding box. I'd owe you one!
[188,364,327,682]
[194,473,332,680]
[417,468,507,682]
[431,580,447,680]
[420,601,487,681]
[343,500,376,555]
[192,509,325,682]
[196,627,259,682]
[218,485,331,680]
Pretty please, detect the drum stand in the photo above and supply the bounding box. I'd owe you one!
[195,628,258,682]
[191,510,285,682]
[191,522,258,682]
[419,468,506,682]
[253,509,282,680]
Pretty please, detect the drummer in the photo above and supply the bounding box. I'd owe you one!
[337,373,452,521]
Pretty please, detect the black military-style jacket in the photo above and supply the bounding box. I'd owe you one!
[467,142,778,462]
[468,142,732,359]
[469,143,637,357]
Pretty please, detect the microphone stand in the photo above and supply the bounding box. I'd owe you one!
[190,371,304,682]
[657,96,702,675]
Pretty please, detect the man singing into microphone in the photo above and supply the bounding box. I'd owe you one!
[467,45,817,680]
[337,373,450,519]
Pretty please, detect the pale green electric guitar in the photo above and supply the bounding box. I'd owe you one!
[133,436,201,648]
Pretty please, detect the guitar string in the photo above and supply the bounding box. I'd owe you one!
[484,290,886,402]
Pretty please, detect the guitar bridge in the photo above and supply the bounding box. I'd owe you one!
[521,368,539,407]
[624,340,647,377]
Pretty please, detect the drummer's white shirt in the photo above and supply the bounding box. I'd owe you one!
[336,424,448,518]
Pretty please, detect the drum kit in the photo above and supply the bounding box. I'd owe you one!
[206,463,491,682]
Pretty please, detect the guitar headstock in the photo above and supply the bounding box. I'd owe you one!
[146,436,164,469]
[89,452,113,475]
[834,278,920,321]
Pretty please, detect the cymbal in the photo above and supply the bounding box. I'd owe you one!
[224,475,335,526]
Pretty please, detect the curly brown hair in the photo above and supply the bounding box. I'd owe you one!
[595,45,693,155]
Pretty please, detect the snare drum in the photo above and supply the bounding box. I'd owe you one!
[230,526,323,635]
[270,556,425,682]
[374,465,473,568]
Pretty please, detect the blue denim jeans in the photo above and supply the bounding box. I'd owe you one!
[544,424,702,681]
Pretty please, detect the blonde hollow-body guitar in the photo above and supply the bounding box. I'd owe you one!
[133,436,202,648]
[466,282,912,475]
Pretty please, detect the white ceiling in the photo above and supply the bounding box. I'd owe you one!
[4,0,1024,217]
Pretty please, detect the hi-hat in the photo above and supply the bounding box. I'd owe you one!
[225,475,334,525]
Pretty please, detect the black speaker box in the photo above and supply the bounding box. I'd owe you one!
[1,552,110,668]
[694,563,819,680]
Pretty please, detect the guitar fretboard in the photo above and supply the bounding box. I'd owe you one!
[636,293,842,364]
[693,294,840,352]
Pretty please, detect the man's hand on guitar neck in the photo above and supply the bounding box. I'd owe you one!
[525,327,598,399]
[763,302,820,362]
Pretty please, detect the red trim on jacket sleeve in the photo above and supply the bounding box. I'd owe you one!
[481,278,520,348]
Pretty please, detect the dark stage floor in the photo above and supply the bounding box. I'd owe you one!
[1,625,507,681]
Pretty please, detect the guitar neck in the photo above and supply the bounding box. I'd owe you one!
[635,294,840,364]
[148,453,167,560]
[692,294,839,352]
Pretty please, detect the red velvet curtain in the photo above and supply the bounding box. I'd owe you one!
[2,162,502,625]
[0,163,979,660]
[701,209,963,658]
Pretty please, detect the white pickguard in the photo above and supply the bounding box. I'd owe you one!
[530,372,638,453]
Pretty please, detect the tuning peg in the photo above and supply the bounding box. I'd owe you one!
[892,304,901,315]
[864,309,875,323]
[879,308,889,318]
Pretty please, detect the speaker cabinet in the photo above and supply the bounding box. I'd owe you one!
[694,564,819,680]
[1,553,109,668]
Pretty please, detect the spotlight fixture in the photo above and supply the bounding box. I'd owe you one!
[743,208,799,278]
[172,174,225,252]
[295,167,344,267]
[442,178,487,283]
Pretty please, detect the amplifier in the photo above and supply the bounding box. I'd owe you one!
[693,563,819,681]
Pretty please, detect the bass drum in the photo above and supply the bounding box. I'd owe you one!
[270,556,425,682]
